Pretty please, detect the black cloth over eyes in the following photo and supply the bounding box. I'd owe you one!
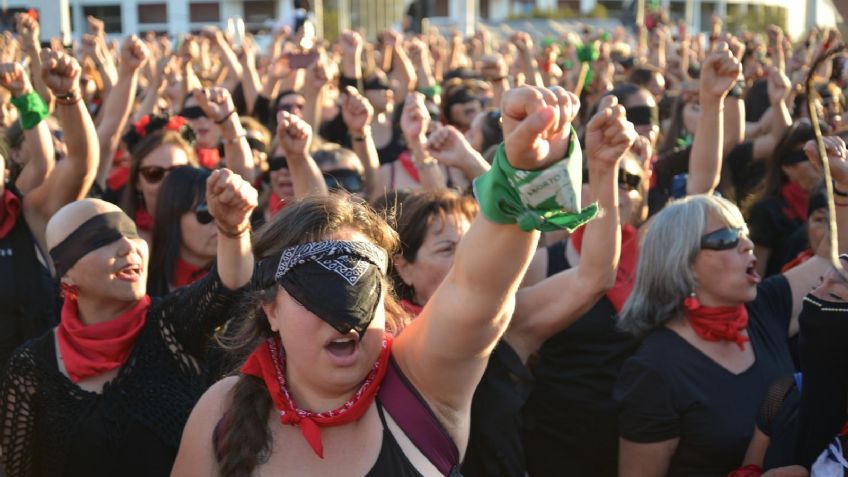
[625,105,659,127]
[279,259,383,337]
[49,212,139,278]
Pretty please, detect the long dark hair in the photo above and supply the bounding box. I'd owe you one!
[743,121,815,216]
[391,189,478,303]
[120,130,196,218]
[147,166,210,296]
[214,193,408,477]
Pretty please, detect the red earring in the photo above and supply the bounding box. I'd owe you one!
[60,283,79,300]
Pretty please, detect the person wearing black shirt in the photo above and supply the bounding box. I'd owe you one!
[615,144,848,476]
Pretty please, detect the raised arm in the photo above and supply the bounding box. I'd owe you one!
[237,36,261,115]
[511,33,543,88]
[277,110,327,198]
[426,124,490,182]
[398,93,446,190]
[394,85,580,441]
[206,168,257,289]
[94,35,149,191]
[751,67,792,161]
[340,31,363,90]
[340,86,381,200]
[686,42,741,195]
[0,63,54,195]
[193,87,255,183]
[383,31,417,101]
[506,95,635,363]
[15,13,50,109]
[25,49,98,240]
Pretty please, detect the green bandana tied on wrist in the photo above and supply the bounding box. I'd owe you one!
[473,128,599,232]
[11,91,48,130]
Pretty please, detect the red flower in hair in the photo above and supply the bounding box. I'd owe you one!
[134,116,151,137]
[166,115,188,131]
[27,9,38,21]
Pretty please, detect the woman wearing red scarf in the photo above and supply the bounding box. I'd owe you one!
[389,95,633,477]
[172,86,581,476]
[0,168,257,476]
[613,136,848,476]
[0,49,99,370]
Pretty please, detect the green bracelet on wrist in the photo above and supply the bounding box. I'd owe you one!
[472,128,599,233]
[11,91,48,130]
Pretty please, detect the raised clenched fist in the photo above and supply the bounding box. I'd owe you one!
[501,85,579,170]
[40,49,81,96]
[0,62,32,98]
[585,95,637,169]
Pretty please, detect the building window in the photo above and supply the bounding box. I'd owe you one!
[82,5,122,34]
[138,3,167,24]
[243,1,276,31]
[189,3,220,22]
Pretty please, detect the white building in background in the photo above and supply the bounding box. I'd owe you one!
[1,0,842,41]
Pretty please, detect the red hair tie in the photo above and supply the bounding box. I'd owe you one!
[167,115,188,131]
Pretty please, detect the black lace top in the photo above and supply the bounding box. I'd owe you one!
[0,267,247,477]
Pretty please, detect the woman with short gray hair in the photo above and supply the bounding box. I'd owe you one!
[614,137,848,477]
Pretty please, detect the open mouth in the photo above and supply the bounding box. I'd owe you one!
[746,262,761,284]
[325,337,357,358]
[115,263,142,282]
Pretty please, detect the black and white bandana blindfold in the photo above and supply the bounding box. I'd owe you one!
[256,240,389,337]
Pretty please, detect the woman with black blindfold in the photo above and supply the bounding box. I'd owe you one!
[172,86,586,477]
[0,168,257,476]
[613,136,848,477]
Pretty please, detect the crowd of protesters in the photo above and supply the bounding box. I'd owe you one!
[1,5,848,477]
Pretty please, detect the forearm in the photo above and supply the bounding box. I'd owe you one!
[220,116,254,182]
[521,52,543,88]
[409,144,445,190]
[16,119,54,194]
[287,152,328,198]
[342,51,361,82]
[25,47,52,108]
[687,101,723,194]
[393,49,418,100]
[215,230,253,290]
[133,86,161,123]
[578,165,620,289]
[351,127,381,200]
[215,41,243,80]
[456,148,491,181]
[95,69,139,189]
[301,87,323,132]
[491,78,509,109]
[723,95,745,157]
[240,59,261,115]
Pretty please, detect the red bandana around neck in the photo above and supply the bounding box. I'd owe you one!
[269,191,287,216]
[398,151,420,184]
[571,223,639,312]
[57,295,151,383]
[241,334,393,458]
[683,295,749,351]
[399,299,423,317]
[172,258,209,289]
[196,147,221,170]
[135,207,154,231]
[0,189,22,239]
[781,181,809,222]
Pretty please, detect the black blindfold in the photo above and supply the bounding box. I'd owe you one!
[626,105,659,127]
[49,212,139,278]
[255,240,389,337]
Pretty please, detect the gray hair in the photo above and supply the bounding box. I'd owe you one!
[618,194,747,336]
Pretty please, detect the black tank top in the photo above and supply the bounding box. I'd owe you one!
[365,400,425,477]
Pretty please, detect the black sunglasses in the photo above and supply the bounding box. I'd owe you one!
[267,156,288,171]
[139,165,179,184]
[179,106,207,119]
[582,169,643,192]
[323,169,364,193]
[701,227,745,251]
[194,202,214,225]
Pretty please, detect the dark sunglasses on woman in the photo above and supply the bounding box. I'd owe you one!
[323,169,364,194]
[267,156,288,171]
[179,106,207,119]
[194,202,214,225]
[582,169,642,192]
[701,227,746,251]
[139,165,180,184]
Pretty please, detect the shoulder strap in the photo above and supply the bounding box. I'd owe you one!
[378,358,460,476]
